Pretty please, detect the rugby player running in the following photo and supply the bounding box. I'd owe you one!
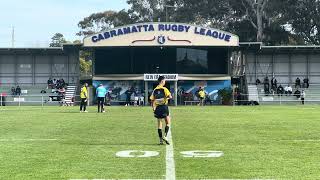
[150,76,172,145]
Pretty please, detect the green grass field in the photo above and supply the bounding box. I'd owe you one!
[1,105,320,180]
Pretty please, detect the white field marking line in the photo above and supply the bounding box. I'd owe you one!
[278,139,320,142]
[183,179,277,180]
[69,179,164,180]
[0,139,58,142]
[291,139,320,142]
[166,128,176,180]
[69,177,277,180]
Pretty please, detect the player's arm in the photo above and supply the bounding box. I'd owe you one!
[84,88,88,99]
[150,92,156,111]
[165,88,172,99]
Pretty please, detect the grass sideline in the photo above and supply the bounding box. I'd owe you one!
[0,106,320,180]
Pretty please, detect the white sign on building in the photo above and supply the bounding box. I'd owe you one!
[83,22,239,47]
[144,74,178,81]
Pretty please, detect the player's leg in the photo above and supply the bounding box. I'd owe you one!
[162,115,171,145]
[157,119,164,145]
[97,98,100,113]
[98,98,103,113]
[80,99,84,112]
[83,98,87,112]
[162,105,171,145]
[164,115,171,136]
[101,98,105,112]
[164,105,171,136]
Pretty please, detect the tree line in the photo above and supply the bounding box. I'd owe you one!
[49,0,320,75]
[75,0,320,45]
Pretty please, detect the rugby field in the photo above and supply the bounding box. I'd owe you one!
[0,106,320,180]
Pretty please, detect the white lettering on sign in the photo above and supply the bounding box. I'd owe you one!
[180,151,224,158]
[83,22,239,47]
[144,74,178,81]
[116,150,159,158]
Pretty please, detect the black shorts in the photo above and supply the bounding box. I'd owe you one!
[97,97,104,104]
[154,105,169,119]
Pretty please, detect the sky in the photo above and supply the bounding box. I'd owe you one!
[0,0,129,47]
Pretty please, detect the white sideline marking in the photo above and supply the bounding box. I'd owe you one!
[292,139,320,142]
[0,139,58,142]
[69,179,275,180]
[69,179,164,180]
[280,139,320,142]
[184,179,276,180]
[166,129,176,180]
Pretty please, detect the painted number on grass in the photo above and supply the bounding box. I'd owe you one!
[116,150,159,158]
[180,151,224,158]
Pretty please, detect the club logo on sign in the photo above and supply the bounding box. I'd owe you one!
[157,35,166,44]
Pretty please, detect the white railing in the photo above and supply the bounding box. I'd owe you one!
[2,94,320,106]
[0,94,80,107]
[234,93,320,105]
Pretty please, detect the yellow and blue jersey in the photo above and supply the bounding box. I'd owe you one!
[150,85,171,107]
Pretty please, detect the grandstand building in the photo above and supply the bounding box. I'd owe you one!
[1,22,320,105]
[0,45,80,105]
[83,22,239,106]
[242,43,320,104]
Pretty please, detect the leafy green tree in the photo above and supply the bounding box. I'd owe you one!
[127,0,173,22]
[49,33,67,47]
[126,0,290,44]
[73,40,82,44]
[77,10,137,36]
[77,0,317,45]
[283,0,320,45]
[80,57,92,76]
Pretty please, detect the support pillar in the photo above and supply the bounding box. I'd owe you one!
[306,54,310,79]
[14,55,18,85]
[144,81,148,106]
[174,81,178,106]
[32,54,35,85]
[289,54,292,84]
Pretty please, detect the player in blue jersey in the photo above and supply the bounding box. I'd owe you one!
[96,84,107,113]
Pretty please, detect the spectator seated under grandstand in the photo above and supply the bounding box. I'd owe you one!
[277,85,284,96]
[284,85,293,96]
[47,78,54,89]
[294,89,301,99]
[11,87,15,96]
[15,86,21,96]
[271,77,278,93]
[256,78,261,85]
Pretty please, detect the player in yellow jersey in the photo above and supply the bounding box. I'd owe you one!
[150,76,172,145]
[80,83,88,113]
[198,87,205,106]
